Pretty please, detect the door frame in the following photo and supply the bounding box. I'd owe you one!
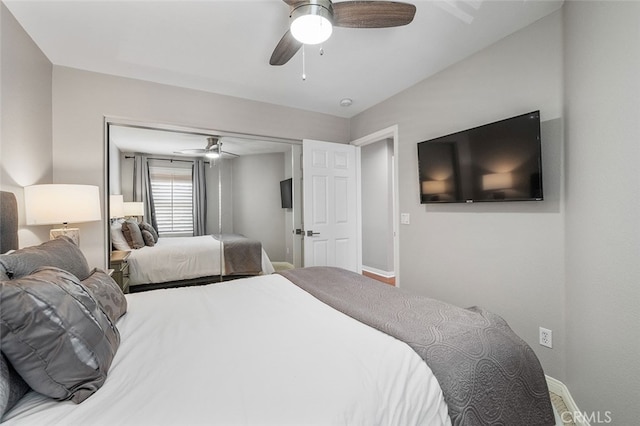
[351,125,400,286]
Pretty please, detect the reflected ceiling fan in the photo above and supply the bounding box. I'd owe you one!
[270,0,417,66]
[174,137,237,159]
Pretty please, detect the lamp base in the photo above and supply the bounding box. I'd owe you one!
[50,228,80,246]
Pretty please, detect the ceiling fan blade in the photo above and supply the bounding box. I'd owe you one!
[333,1,416,28]
[270,29,302,66]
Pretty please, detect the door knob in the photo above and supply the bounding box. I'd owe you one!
[306,230,320,237]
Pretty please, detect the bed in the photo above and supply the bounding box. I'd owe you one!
[125,235,275,287]
[0,191,557,425]
[111,218,275,288]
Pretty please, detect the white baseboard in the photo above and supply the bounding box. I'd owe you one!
[361,265,394,278]
[546,376,589,426]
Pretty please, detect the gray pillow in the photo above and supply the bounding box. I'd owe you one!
[141,229,156,247]
[138,221,158,243]
[0,265,8,281]
[121,219,145,249]
[0,236,90,281]
[0,352,30,419]
[81,268,127,324]
[0,267,120,403]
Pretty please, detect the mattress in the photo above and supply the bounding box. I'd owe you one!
[2,274,451,425]
[127,235,275,285]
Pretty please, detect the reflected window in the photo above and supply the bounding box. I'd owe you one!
[149,164,193,236]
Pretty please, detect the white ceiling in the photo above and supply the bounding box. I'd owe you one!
[5,0,563,119]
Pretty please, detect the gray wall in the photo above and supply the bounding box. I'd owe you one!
[50,66,349,267]
[351,11,566,381]
[205,157,234,235]
[0,3,53,247]
[564,2,640,424]
[351,4,640,422]
[361,139,394,273]
[231,153,286,261]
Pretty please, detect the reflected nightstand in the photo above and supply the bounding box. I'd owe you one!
[109,250,130,294]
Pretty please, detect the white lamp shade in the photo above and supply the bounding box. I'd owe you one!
[110,194,125,219]
[123,202,144,217]
[25,184,101,226]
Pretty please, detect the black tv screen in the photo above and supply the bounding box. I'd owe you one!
[280,178,293,209]
[417,111,543,203]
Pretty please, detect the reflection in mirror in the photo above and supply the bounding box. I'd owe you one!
[107,123,302,292]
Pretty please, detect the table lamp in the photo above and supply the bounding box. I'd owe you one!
[25,184,101,245]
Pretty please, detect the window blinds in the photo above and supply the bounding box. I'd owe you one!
[149,164,193,235]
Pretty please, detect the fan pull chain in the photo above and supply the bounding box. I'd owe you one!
[302,44,306,81]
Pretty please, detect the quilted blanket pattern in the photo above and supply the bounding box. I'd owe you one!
[279,267,555,426]
[214,234,262,275]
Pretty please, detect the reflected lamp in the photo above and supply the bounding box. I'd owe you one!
[123,202,144,219]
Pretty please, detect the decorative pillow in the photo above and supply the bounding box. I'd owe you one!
[0,352,30,419]
[0,265,8,281]
[141,230,156,247]
[138,221,159,243]
[110,220,130,251]
[121,219,145,249]
[0,236,91,281]
[0,267,120,403]
[81,268,127,324]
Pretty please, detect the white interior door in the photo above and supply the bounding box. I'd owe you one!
[303,139,359,272]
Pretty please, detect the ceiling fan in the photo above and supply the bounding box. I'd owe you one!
[174,136,224,159]
[270,0,417,66]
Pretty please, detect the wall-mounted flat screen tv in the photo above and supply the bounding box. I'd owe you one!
[280,178,293,209]
[417,110,543,203]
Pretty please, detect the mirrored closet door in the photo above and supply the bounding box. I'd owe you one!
[106,122,301,292]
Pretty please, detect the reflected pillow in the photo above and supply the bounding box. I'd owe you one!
[141,230,156,247]
[138,221,158,243]
[0,267,120,403]
[121,219,144,249]
[110,220,130,251]
[0,236,90,281]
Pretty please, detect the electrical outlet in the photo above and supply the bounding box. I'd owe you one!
[539,327,552,348]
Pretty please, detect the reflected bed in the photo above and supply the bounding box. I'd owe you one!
[126,235,275,288]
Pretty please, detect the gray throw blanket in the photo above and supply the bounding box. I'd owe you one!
[279,267,554,426]
[214,234,262,276]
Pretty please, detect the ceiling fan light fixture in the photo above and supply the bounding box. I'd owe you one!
[204,151,219,159]
[290,3,333,45]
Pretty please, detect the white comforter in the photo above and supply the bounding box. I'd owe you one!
[4,274,450,425]
[127,235,275,285]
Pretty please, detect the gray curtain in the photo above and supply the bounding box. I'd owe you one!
[193,159,207,236]
[133,154,158,231]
